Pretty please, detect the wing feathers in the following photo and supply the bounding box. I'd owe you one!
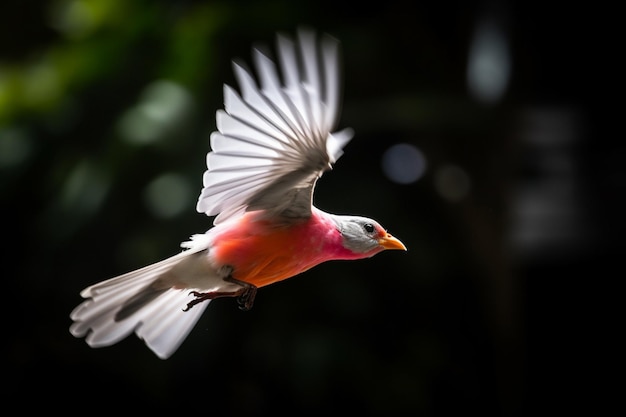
[223,85,293,149]
[231,63,296,137]
[299,30,324,138]
[273,35,313,139]
[197,29,353,224]
[320,34,340,132]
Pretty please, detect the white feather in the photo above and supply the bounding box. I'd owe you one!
[320,34,340,132]
[197,29,353,224]
[272,36,312,139]
[70,235,216,359]
[231,62,295,135]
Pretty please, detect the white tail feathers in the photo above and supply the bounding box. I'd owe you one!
[70,236,217,359]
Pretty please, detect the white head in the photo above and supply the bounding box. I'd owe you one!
[333,215,406,256]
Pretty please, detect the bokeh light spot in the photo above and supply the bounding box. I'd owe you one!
[434,164,471,202]
[144,173,193,218]
[118,80,193,145]
[0,127,32,169]
[61,160,109,213]
[381,143,427,184]
[22,58,62,110]
[467,19,511,104]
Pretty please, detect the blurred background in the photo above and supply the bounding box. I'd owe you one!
[2,0,618,415]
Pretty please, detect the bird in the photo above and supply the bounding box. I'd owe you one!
[69,28,406,359]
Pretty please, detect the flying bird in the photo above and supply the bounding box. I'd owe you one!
[70,29,406,359]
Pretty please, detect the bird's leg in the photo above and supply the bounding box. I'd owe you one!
[225,276,257,312]
[182,271,257,312]
[182,290,237,312]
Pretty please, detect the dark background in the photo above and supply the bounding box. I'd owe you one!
[1,0,618,415]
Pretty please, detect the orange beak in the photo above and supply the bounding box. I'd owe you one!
[378,233,407,251]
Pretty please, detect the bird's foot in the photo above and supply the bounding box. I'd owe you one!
[236,285,257,312]
[182,279,258,312]
[183,290,232,311]
[226,276,257,312]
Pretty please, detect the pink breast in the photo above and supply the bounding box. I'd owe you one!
[209,210,348,288]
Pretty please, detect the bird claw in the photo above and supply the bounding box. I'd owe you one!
[236,286,257,311]
[181,278,258,312]
[182,290,230,311]
[183,291,208,311]
[225,276,257,311]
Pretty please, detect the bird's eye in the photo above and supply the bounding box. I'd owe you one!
[363,223,375,234]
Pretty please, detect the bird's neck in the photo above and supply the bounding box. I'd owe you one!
[308,208,370,261]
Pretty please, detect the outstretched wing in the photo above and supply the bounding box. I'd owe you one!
[197,29,353,224]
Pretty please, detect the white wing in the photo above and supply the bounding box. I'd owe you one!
[197,28,354,224]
